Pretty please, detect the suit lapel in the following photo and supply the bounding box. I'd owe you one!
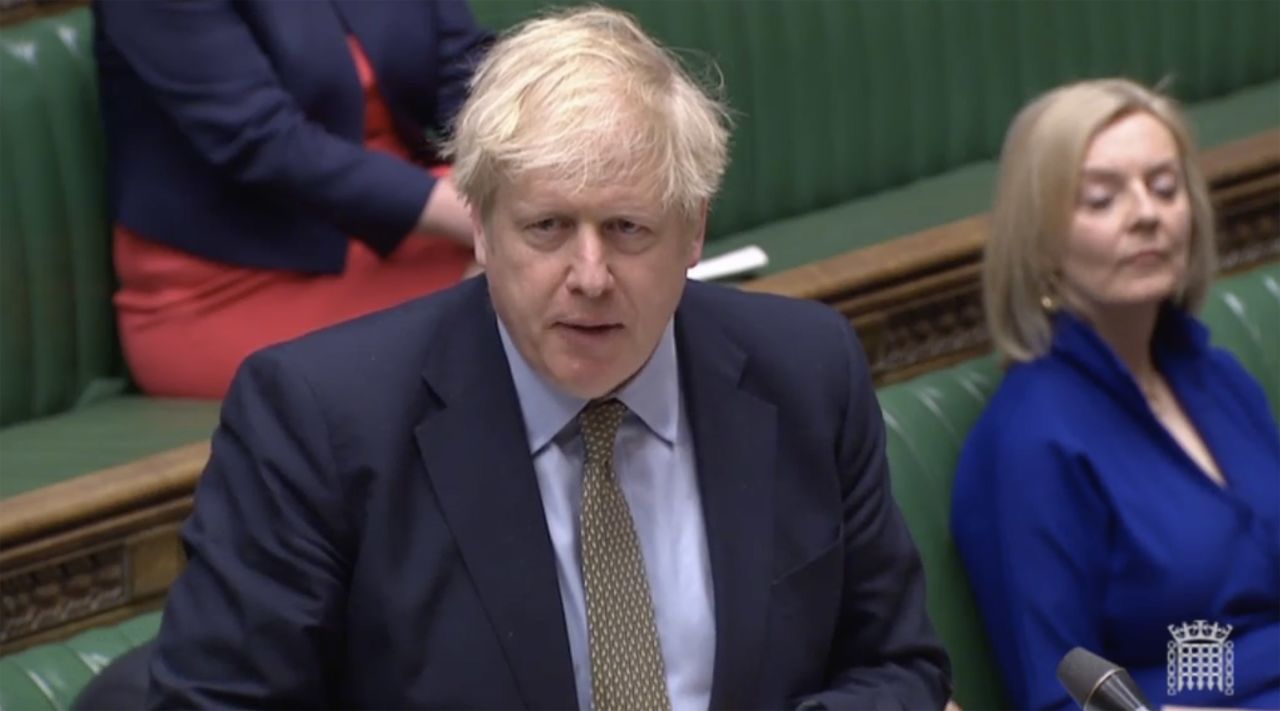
[676,290,778,709]
[414,279,578,710]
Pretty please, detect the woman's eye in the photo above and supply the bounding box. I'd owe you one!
[1151,174,1180,200]
[1081,191,1113,211]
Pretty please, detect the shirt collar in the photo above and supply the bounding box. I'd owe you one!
[498,318,681,455]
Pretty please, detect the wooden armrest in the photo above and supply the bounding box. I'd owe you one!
[0,441,210,653]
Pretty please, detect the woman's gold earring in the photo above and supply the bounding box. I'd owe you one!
[1040,293,1058,312]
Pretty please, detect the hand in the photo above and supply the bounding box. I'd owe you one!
[417,174,474,246]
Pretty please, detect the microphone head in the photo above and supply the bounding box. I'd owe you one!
[1058,647,1117,704]
[1057,647,1154,711]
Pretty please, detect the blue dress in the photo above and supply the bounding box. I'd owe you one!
[952,308,1280,710]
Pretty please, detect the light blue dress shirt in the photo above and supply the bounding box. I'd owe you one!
[497,319,716,711]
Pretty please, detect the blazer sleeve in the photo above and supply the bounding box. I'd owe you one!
[797,319,953,710]
[951,416,1111,711]
[96,0,436,253]
[148,349,351,709]
[430,0,491,132]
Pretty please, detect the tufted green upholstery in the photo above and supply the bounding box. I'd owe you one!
[0,10,221,489]
[0,9,119,427]
[470,0,1280,259]
[708,81,1280,275]
[0,612,159,711]
[879,355,1005,709]
[877,261,1280,709]
[1202,264,1280,420]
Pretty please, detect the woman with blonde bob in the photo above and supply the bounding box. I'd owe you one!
[951,79,1280,710]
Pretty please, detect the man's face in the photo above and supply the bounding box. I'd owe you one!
[474,172,705,399]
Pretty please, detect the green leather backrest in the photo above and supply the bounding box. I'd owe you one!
[878,355,1008,710]
[470,0,1280,244]
[0,9,120,427]
[1202,264,1280,421]
[878,261,1280,709]
[3,2,1277,426]
[0,612,159,711]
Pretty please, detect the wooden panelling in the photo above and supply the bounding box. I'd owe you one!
[744,128,1280,385]
[0,0,82,28]
[0,443,207,653]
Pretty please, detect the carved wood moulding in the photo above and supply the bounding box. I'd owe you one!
[744,128,1280,385]
[0,0,85,28]
[0,443,206,653]
[1,545,127,645]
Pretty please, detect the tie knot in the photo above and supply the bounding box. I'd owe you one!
[580,398,627,464]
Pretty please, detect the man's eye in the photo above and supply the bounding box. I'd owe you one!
[608,219,646,236]
[528,217,568,233]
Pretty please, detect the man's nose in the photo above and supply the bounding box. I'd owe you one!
[565,228,613,298]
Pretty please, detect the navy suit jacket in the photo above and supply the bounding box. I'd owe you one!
[149,278,951,709]
[93,0,490,273]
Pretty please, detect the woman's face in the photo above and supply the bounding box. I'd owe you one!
[1059,111,1192,321]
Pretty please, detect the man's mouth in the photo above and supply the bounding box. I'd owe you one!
[559,322,622,334]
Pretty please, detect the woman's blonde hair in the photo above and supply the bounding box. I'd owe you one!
[983,78,1217,363]
[443,6,731,220]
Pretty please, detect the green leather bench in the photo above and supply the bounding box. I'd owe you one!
[471,0,1280,273]
[4,261,1275,711]
[0,11,221,496]
[3,0,1277,498]
[878,261,1280,710]
[0,0,1276,681]
[0,612,159,711]
[0,9,220,655]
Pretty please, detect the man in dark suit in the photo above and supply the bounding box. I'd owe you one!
[149,7,951,709]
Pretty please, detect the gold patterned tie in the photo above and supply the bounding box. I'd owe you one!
[579,399,672,711]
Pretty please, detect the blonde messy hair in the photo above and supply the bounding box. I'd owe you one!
[443,6,731,219]
[984,78,1217,363]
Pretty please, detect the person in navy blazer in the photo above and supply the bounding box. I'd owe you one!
[93,0,493,397]
[149,7,950,709]
[94,0,489,271]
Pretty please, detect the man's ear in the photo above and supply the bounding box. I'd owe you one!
[470,206,488,267]
[687,200,708,268]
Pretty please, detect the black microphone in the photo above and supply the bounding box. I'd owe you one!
[1057,647,1155,711]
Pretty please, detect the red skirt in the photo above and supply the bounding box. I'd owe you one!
[114,227,472,399]
[113,35,471,399]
